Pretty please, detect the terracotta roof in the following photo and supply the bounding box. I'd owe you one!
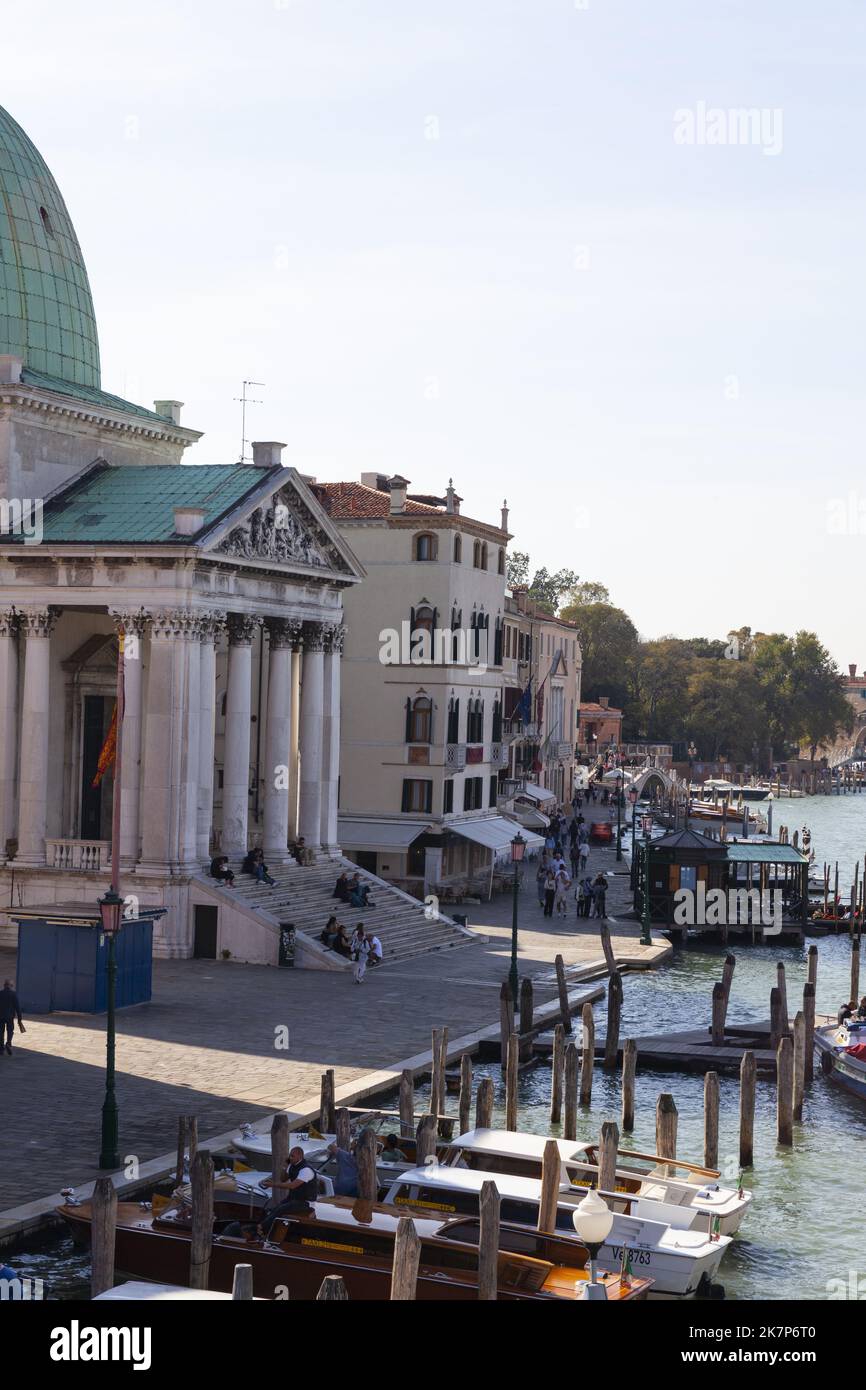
[580,702,623,716]
[311,482,441,519]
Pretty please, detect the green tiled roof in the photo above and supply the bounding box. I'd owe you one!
[30,463,278,544]
[19,367,176,424]
[726,843,808,865]
[0,104,100,388]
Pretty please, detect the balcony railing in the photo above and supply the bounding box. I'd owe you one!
[446,743,467,770]
[45,839,111,871]
[490,743,510,767]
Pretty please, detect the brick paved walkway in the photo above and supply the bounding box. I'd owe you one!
[1,813,665,1218]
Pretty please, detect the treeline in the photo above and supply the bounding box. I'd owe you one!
[507,557,853,766]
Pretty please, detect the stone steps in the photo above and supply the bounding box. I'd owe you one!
[200,857,476,965]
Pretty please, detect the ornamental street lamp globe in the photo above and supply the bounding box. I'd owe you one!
[572,1189,615,1298]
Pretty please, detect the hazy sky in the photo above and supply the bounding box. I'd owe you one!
[5,1,865,665]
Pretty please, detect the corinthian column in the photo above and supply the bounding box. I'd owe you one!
[320,621,345,854]
[139,610,200,871]
[16,607,60,865]
[197,613,224,862]
[222,614,259,855]
[263,618,301,859]
[297,621,325,852]
[111,609,149,868]
[0,611,20,863]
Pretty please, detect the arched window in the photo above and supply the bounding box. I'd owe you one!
[497,547,505,575]
[492,697,503,742]
[473,540,482,568]
[447,696,460,743]
[414,532,438,561]
[453,535,462,563]
[493,616,503,666]
[467,698,484,743]
[481,543,488,570]
[406,695,433,743]
[410,604,437,662]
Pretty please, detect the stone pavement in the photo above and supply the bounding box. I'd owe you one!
[0,816,666,1221]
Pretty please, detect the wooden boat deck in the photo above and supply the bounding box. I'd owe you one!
[534,1019,782,1076]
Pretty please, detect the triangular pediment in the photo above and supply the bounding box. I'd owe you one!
[200,468,364,582]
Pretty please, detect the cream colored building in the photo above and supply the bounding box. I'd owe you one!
[311,474,533,892]
[502,589,581,804]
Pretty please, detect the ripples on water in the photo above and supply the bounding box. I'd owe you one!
[12,797,866,1301]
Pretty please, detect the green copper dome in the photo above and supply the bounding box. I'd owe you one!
[0,105,100,388]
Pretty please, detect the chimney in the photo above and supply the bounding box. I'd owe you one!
[446,479,457,514]
[388,474,410,514]
[850,664,858,680]
[0,355,23,385]
[251,441,286,467]
[173,506,206,536]
[360,472,382,490]
[154,399,184,425]
[501,498,509,531]
[599,696,610,709]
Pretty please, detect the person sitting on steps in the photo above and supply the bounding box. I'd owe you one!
[210,855,234,886]
[242,848,276,887]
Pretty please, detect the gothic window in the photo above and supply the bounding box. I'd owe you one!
[453,535,462,563]
[497,547,505,575]
[406,695,433,744]
[414,532,438,561]
[447,697,460,743]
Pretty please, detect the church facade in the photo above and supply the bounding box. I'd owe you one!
[0,105,362,956]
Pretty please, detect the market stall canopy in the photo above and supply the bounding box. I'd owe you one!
[517,783,557,804]
[449,816,545,856]
[337,819,432,851]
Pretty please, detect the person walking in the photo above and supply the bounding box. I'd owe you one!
[581,875,594,917]
[554,867,571,918]
[592,872,609,920]
[351,924,370,983]
[536,859,548,909]
[0,980,24,1055]
[578,840,590,876]
[543,869,557,918]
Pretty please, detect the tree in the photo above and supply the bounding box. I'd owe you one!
[684,661,765,763]
[559,601,639,709]
[527,566,580,614]
[787,631,853,761]
[629,638,697,741]
[506,550,530,588]
[567,580,610,608]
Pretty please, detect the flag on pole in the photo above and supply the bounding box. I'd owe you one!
[91,702,118,788]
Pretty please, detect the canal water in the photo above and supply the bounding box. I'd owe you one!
[11,793,866,1301]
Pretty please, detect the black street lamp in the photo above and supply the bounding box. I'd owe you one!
[615,774,623,861]
[640,814,653,947]
[509,833,527,1003]
[628,784,639,887]
[98,888,123,1170]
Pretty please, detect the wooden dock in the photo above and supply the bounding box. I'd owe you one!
[534,1019,781,1076]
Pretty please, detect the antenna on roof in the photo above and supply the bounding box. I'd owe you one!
[233,380,265,462]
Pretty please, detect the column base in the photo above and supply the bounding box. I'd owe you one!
[12,854,47,868]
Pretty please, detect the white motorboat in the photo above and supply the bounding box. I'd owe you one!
[815,1019,866,1101]
[229,1124,416,1188]
[382,1164,729,1296]
[442,1129,751,1236]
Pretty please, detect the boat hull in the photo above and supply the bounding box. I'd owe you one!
[815,1025,866,1101]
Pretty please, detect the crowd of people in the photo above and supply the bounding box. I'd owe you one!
[533,792,610,921]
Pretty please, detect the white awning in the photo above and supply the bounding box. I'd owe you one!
[518,783,557,804]
[337,819,431,851]
[449,816,545,857]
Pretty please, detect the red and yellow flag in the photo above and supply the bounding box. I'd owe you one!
[91,703,118,788]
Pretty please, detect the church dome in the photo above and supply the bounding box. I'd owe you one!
[0,105,100,388]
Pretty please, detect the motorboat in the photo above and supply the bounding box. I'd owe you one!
[58,1196,651,1301]
[815,1019,866,1101]
[382,1164,729,1296]
[441,1129,751,1236]
[230,1120,426,1187]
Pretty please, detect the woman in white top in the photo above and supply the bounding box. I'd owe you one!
[351,924,370,983]
[554,867,571,918]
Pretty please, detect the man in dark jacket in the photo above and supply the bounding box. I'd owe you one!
[0,980,25,1055]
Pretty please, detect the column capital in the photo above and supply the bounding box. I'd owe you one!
[0,609,20,638]
[199,610,227,643]
[227,612,261,647]
[19,606,60,638]
[149,609,206,640]
[322,621,346,655]
[265,617,303,650]
[301,620,326,653]
[110,607,151,637]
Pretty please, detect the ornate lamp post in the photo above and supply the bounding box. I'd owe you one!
[98,627,126,1170]
[641,813,653,947]
[615,774,623,861]
[509,833,527,1003]
[572,1189,615,1299]
[628,785,639,887]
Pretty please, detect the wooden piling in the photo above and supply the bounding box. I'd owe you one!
[549,1023,565,1125]
[776,1037,793,1146]
[317,1275,349,1300]
[430,1028,443,1118]
[554,953,572,1033]
[599,922,617,975]
[389,1217,421,1300]
[851,937,861,1007]
[187,1115,198,1170]
[399,1070,414,1138]
[703,1072,719,1170]
[721,952,736,1010]
[415,1114,438,1165]
[437,1027,449,1121]
[231,1264,254,1300]
[603,971,622,1070]
[478,1180,500,1301]
[506,1033,519,1131]
[803,982,816,1086]
[335,1107,351,1152]
[537,1139,561,1233]
[499,982,514,1063]
[519,977,534,1037]
[621,1038,637,1133]
[563,1041,578,1141]
[319,1069,335,1136]
[190,1150,214,1291]
[711,982,726,1047]
[793,1010,806,1122]
[807,944,818,990]
[271,1112,289,1196]
[598,1120,619,1196]
[175,1115,186,1188]
[458,1054,472,1137]
[776,962,789,1035]
[475,1076,494,1129]
[739,1050,756,1168]
[579,1002,594,1105]
[90,1176,117,1298]
[655,1093,678,1178]
[769,985,783,1049]
[356,1128,378,1203]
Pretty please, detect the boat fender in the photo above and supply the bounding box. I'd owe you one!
[821,1050,835,1076]
[709,1281,725,1300]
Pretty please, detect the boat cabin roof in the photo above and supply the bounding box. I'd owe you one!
[448,1129,589,1163]
[391,1163,543,1201]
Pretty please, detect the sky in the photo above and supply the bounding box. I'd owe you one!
[4,0,866,666]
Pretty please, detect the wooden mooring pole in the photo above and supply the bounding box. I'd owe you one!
[319,1069,336,1135]
[478,1181,500,1301]
[655,1093,678,1178]
[603,970,622,1069]
[90,1176,117,1298]
[356,1128,378,1204]
[579,1003,594,1105]
[711,983,726,1047]
[739,1050,756,1169]
[803,982,816,1086]
[390,1217,421,1300]
[458,1054,473,1136]
[793,1011,806,1122]
[703,1072,719,1170]
[549,1023,565,1125]
[537,1139,561,1233]
[499,982,514,1063]
[554,954,572,1034]
[190,1150,214,1291]
[506,1033,519,1131]
[599,1121,619,1196]
[475,1076,494,1129]
[621,1038,637,1133]
[851,936,861,1007]
[563,1041,578,1141]
[777,1037,793,1146]
[399,1070,414,1137]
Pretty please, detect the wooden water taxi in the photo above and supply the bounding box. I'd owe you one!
[58,1197,650,1302]
[815,1019,866,1101]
